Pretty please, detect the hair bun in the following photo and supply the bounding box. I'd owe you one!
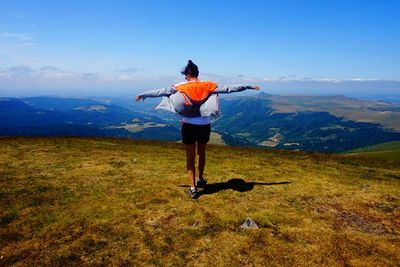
[181,60,199,77]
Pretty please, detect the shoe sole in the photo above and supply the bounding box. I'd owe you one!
[188,189,199,199]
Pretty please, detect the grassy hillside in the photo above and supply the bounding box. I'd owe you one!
[346,141,400,160]
[349,141,400,153]
[1,137,399,266]
[265,94,400,131]
[215,97,400,152]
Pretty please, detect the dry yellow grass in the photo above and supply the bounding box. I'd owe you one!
[0,137,399,266]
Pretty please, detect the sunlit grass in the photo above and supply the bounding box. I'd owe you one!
[0,137,399,266]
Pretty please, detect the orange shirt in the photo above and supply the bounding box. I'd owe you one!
[174,81,218,102]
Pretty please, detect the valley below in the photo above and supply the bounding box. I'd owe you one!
[1,93,400,152]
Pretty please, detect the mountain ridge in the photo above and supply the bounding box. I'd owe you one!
[1,94,400,152]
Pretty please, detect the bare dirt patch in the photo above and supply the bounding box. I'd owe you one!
[334,211,394,236]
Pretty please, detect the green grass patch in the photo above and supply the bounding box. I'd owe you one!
[349,141,400,153]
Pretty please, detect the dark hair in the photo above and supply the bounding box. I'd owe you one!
[181,60,199,77]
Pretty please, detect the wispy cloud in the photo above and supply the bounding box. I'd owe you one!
[0,65,102,84]
[0,32,36,47]
[1,65,400,96]
[40,66,61,72]
[262,76,393,83]
[114,67,142,73]
[8,65,35,74]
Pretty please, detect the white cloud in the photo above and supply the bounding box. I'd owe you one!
[8,65,34,74]
[80,72,101,81]
[1,65,400,97]
[0,65,104,88]
[0,32,33,41]
[114,67,142,73]
[37,71,75,80]
[201,73,260,84]
[0,32,35,47]
[262,76,396,83]
[39,66,61,72]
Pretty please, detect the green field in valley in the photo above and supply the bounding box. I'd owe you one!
[345,141,400,160]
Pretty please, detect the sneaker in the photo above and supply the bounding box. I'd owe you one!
[196,177,207,188]
[188,188,199,199]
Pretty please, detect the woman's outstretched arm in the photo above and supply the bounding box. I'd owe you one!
[135,86,177,101]
[213,84,260,94]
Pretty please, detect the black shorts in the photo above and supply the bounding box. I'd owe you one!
[181,123,211,144]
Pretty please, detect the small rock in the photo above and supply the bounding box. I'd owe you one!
[191,221,201,227]
[362,185,370,192]
[240,217,258,229]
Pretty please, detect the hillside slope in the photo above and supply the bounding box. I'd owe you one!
[3,95,400,152]
[349,141,400,153]
[346,141,400,160]
[214,95,400,152]
[0,137,399,266]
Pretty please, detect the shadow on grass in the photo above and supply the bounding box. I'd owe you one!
[179,178,292,196]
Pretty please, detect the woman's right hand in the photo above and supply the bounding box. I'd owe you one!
[253,85,260,90]
[135,96,142,102]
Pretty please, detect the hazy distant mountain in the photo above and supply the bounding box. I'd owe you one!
[0,97,180,141]
[1,94,400,152]
[213,94,400,152]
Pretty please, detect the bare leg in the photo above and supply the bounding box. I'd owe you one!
[197,143,207,178]
[185,144,196,189]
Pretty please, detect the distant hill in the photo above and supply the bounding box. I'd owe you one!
[22,96,102,111]
[1,94,400,152]
[0,137,399,265]
[213,95,400,152]
[345,141,400,160]
[348,141,400,153]
[262,93,400,131]
[0,97,180,141]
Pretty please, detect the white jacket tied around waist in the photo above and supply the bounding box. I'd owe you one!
[137,81,257,118]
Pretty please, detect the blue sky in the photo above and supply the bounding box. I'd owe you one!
[0,0,399,96]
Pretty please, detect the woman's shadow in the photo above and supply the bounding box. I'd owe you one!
[180,178,291,196]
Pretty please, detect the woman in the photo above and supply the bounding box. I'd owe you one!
[135,60,260,199]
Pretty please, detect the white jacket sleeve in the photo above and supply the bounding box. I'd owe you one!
[136,86,177,100]
[214,84,257,94]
